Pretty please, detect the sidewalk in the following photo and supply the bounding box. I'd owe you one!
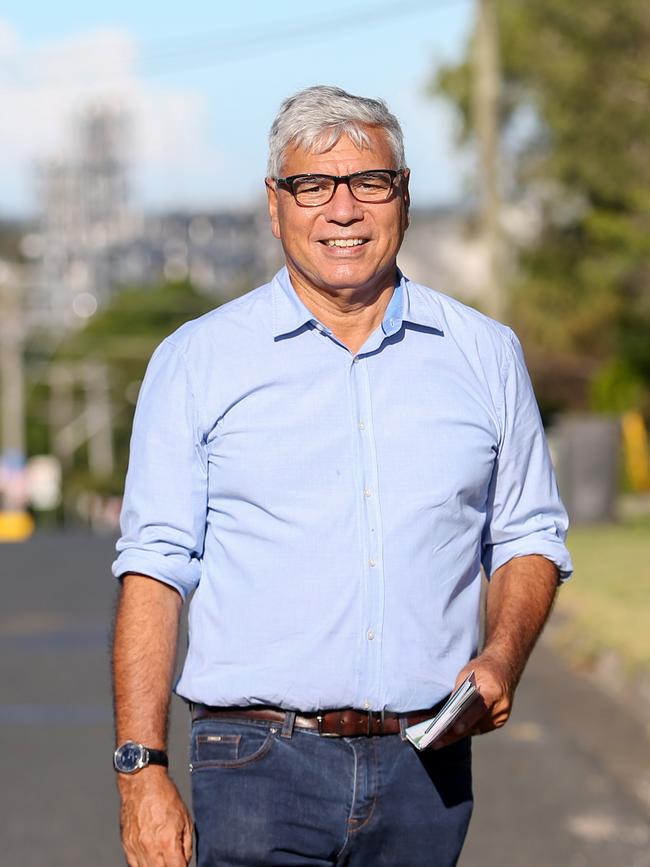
[461,641,650,867]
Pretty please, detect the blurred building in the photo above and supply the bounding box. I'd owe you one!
[23,102,281,333]
[113,208,281,301]
[27,101,136,329]
[400,207,488,304]
[400,200,541,308]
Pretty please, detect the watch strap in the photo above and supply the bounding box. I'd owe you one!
[145,747,169,767]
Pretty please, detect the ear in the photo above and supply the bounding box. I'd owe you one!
[266,179,281,240]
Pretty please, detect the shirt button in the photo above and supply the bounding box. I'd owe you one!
[358,421,366,431]
[369,558,376,567]
[363,488,371,497]
[363,699,371,710]
[352,356,359,364]
[367,629,375,641]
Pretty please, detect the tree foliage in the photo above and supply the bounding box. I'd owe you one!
[433,0,650,415]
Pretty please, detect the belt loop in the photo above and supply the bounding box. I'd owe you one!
[398,715,407,741]
[281,711,296,739]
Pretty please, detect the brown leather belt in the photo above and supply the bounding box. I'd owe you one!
[191,700,446,737]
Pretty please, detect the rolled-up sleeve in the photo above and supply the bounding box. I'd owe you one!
[481,329,573,581]
[112,338,208,599]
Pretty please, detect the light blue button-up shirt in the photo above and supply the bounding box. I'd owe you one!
[113,267,572,712]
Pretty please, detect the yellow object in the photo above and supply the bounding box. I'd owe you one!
[0,510,35,542]
[621,411,650,492]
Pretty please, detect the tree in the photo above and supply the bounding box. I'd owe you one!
[27,280,219,501]
[433,0,650,416]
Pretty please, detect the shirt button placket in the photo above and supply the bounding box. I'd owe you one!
[350,352,384,707]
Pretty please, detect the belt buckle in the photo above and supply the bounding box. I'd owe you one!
[316,713,342,737]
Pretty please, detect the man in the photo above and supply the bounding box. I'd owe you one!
[112,85,572,867]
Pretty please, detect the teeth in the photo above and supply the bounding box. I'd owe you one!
[325,238,365,247]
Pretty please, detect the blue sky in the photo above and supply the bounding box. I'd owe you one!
[0,0,475,217]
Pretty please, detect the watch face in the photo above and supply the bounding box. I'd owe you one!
[114,741,145,773]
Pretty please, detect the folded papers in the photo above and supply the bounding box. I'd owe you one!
[405,671,480,751]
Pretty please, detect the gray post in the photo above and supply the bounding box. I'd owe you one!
[550,415,620,523]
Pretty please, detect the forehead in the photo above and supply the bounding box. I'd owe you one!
[281,128,395,176]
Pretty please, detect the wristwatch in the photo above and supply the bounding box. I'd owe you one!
[113,740,169,774]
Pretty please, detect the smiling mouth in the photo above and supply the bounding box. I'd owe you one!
[320,238,368,248]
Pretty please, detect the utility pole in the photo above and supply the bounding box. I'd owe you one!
[473,0,504,320]
[48,361,114,477]
[84,363,114,478]
[0,266,27,459]
[49,364,75,471]
[0,265,28,516]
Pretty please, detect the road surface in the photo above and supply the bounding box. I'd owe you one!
[1,532,648,866]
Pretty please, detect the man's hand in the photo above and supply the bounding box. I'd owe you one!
[118,768,193,867]
[431,650,513,750]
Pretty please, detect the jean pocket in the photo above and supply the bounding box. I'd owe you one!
[191,721,277,771]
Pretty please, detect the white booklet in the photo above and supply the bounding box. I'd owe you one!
[405,672,480,751]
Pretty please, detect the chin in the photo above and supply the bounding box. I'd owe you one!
[318,262,383,290]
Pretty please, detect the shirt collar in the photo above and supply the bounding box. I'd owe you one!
[272,268,324,339]
[383,269,444,335]
[271,266,443,340]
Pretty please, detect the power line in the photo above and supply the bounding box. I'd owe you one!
[137,0,469,74]
[2,0,470,87]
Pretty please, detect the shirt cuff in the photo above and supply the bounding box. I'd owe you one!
[111,549,201,600]
[483,534,573,583]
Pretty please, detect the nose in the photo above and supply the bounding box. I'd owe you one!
[324,180,364,223]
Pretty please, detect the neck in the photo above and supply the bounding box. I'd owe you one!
[287,267,398,355]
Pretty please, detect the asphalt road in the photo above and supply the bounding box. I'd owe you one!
[1,531,648,866]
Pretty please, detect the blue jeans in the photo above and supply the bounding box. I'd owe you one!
[190,714,473,866]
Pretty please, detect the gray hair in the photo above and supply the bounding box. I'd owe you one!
[267,85,406,177]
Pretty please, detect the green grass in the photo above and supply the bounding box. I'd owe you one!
[553,517,650,673]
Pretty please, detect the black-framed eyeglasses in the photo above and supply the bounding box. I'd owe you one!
[272,169,403,207]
